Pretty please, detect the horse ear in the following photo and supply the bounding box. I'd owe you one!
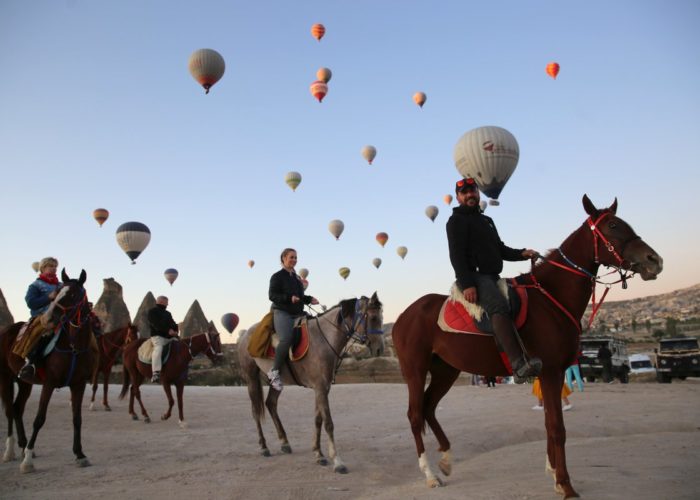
[582,195,598,217]
[61,268,69,282]
[609,197,618,215]
[370,291,380,305]
[79,269,87,286]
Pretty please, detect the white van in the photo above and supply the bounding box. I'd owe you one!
[629,354,655,375]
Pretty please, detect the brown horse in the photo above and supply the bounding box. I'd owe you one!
[119,327,223,428]
[392,196,663,497]
[0,269,96,472]
[89,323,138,411]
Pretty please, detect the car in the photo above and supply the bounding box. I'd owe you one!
[628,353,655,375]
[655,337,700,383]
[579,336,630,383]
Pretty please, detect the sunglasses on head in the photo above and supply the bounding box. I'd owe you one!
[456,178,478,192]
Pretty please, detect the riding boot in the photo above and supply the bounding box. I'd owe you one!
[491,314,542,384]
[17,336,50,383]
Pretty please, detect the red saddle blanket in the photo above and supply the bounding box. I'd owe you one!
[265,321,310,362]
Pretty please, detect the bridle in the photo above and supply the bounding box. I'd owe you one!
[48,283,91,387]
[516,211,640,333]
[184,330,222,360]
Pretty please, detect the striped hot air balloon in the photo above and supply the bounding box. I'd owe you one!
[115,222,151,264]
[188,49,225,94]
[546,62,560,80]
[221,313,239,334]
[310,80,328,103]
[93,208,109,227]
[316,67,332,83]
[285,171,302,191]
[413,92,427,108]
[164,268,179,286]
[338,267,350,280]
[311,23,326,41]
[376,232,389,247]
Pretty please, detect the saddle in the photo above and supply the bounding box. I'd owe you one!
[438,279,528,336]
[247,311,309,361]
[137,338,173,365]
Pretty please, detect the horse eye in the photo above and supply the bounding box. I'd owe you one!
[608,221,617,229]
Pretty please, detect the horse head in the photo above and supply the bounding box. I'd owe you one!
[42,268,89,329]
[339,292,385,357]
[582,195,663,281]
[204,325,225,365]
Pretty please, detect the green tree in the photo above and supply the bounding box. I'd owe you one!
[632,317,638,333]
[652,329,665,340]
[665,317,678,337]
[645,319,651,333]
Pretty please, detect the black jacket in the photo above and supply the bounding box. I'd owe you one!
[446,204,526,290]
[269,268,312,315]
[147,304,178,339]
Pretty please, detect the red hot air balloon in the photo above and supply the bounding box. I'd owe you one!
[93,208,109,227]
[310,80,328,103]
[311,23,326,41]
[546,62,560,80]
[376,232,389,247]
[221,313,239,334]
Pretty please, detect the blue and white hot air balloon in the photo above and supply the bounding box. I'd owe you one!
[115,222,151,264]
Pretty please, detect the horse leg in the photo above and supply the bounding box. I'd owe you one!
[12,382,32,456]
[312,395,328,466]
[161,383,174,421]
[1,377,16,462]
[424,355,460,477]
[102,368,111,411]
[132,378,150,423]
[540,372,579,498]
[70,382,90,467]
[245,373,270,456]
[175,382,187,429]
[265,387,291,454]
[315,388,347,474]
[21,384,56,473]
[89,373,98,411]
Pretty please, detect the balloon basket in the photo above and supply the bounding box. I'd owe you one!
[489,200,500,206]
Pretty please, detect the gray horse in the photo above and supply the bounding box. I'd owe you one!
[237,293,384,473]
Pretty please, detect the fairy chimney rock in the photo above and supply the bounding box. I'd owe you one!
[179,300,209,338]
[0,288,14,329]
[93,278,131,333]
[134,292,156,338]
[208,320,220,335]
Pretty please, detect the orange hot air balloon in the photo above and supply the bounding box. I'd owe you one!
[546,62,560,80]
[310,80,328,103]
[443,194,453,205]
[93,208,109,227]
[376,232,389,247]
[247,260,255,269]
[311,23,326,41]
[316,67,332,83]
[413,92,427,108]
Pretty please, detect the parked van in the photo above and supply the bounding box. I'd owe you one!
[628,354,655,375]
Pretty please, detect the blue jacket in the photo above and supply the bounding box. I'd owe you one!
[25,279,61,318]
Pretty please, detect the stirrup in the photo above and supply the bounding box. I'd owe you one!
[18,363,35,383]
[151,372,160,383]
[267,369,283,391]
[512,357,542,384]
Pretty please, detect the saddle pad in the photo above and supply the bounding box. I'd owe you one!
[138,338,172,365]
[248,311,274,358]
[265,320,310,362]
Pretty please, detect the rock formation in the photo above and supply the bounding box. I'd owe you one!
[93,278,131,333]
[0,289,15,329]
[133,292,156,338]
[179,300,209,338]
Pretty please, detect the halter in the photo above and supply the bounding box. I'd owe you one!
[50,285,91,387]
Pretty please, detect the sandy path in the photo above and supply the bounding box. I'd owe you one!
[1,382,698,499]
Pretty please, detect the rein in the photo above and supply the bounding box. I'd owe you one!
[51,288,91,387]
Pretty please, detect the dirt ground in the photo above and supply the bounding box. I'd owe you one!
[1,381,698,499]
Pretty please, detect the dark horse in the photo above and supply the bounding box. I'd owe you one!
[237,294,384,473]
[119,327,224,428]
[0,269,96,472]
[392,196,663,497]
[89,323,138,411]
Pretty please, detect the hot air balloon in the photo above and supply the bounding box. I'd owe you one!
[115,222,151,264]
[328,219,344,240]
[479,200,488,212]
[453,126,519,206]
[188,49,225,94]
[93,208,109,227]
[285,171,302,191]
[361,145,377,165]
[301,278,309,290]
[413,92,427,108]
[546,62,560,80]
[298,268,309,279]
[316,67,332,83]
[31,261,40,273]
[397,246,408,260]
[372,258,382,269]
[311,23,325,41]
[443,194,453,205]
[221,313,239,334]
[310,80,328,103]
[339,267,350,280]
[425,205,439,222]
[164,268,179,286]
[247,260,255,269]
[376,232,389,247]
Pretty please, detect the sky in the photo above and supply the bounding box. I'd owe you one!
[1,1,699,342]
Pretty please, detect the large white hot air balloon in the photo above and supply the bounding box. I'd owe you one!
[328,219,344,240]
[425,205,439,222]
[116,222,151,264]
[454,126,519,206]
[188,49,225,94]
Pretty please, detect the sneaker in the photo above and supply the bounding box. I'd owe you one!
[18,363,35,383]
[512,357,543,384]
[532,405,544,411]
[267,369,283,391]
[151,371,160,383]
[563,403,573,411]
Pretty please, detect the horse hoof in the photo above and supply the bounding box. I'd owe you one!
[438,460,452,476]
[2,452,15,462]
[89,403,95,411]
[426,476,443,488]
[104,406,111,412]
[555,482,580,498]
[281,444,292,454]
[261,449,271,457]
[76,457,91,468]
[131,414,138,421]
[20,462,35,474]
[178,420,188,430]
[317,457,329,466]
[334,464,348,474]
[144,417,151,424]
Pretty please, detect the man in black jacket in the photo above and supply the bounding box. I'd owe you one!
[147,296,179,383]
[446,177,541,383]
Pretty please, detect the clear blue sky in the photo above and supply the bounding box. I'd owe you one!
[1,1,699,342]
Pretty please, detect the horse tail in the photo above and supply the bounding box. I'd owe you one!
[118,362,130,401]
